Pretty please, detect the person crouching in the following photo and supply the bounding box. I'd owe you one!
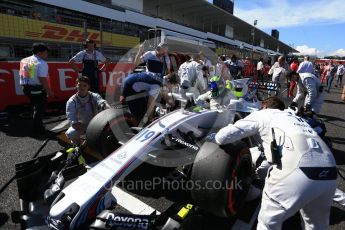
[66,76,109,144]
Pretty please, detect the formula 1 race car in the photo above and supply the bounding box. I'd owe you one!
[15,79,265,229]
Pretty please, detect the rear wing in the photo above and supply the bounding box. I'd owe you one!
[248,81,279,92]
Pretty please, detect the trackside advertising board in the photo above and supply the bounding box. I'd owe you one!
[0,13,139,48]
[0,62,134,110]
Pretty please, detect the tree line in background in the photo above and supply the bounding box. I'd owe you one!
[323,56,345,60]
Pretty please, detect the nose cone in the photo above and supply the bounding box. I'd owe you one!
[49,195,80,229]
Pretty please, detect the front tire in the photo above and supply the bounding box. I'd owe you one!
[191,141,252,217]
[86,108,136,158]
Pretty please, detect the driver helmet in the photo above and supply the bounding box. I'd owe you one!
[209,75,225,98]
[230,79,250,99]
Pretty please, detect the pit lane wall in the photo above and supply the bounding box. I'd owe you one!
[0,62,134,111]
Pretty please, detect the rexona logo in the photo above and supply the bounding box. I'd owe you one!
[105,213,151,230]
[171,136,199,151]
[26,25,100,43]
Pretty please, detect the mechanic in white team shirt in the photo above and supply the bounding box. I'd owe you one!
[268,55,288,84]
[289,71,324,115]
[178,53,208,100]
[199,51,214,75]
[214,96,337,230]
[297,55,315,74]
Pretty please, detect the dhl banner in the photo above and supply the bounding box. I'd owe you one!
[0,62,135,111]
[0,13,139,48]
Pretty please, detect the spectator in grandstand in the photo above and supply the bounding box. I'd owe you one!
[134,41,171,76]
[257,57,264,82]
[178,53,208,100]
[69,39,109,93]
[325,61,337,92]
[66,76,109,144]
[19,43,54,134]
[268,55,288,84]
[297,55,315,74]
[288,57,299,97]
[225,54,243,79]
[335,62,344,87]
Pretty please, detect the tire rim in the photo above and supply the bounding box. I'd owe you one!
[227,151,252,215]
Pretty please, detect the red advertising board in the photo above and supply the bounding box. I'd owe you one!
[0,62,134,111]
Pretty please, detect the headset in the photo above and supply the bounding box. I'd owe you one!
[83,39,96,48]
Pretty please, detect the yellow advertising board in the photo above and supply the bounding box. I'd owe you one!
[0,13,139,48]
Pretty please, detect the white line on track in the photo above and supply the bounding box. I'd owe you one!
[112,186,161,215]
[51,119,69,131]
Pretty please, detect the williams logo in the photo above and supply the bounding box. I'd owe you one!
[170,136,199,151]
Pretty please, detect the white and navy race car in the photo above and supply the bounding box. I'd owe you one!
[15,79,271,229]
[44,78,264,229]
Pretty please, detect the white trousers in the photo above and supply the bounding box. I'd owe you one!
[257,168,336,230]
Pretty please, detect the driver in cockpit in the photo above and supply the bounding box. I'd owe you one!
[196,75,236,110]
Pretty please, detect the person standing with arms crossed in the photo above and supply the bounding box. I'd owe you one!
[69,39,109,93]
[19,43,54,134]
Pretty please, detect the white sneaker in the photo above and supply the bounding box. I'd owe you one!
[334,188,345,207]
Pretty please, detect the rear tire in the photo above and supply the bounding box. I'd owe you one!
[86,108,136,158]
[191,141,252,217]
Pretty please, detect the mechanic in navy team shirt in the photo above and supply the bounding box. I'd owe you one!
[69,39,109,93]
[225,54,243,79]
[134,41,171,75]
[120,72,177,124]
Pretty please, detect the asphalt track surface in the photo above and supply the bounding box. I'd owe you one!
[0,86,344,229]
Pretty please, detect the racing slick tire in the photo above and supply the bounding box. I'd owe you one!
[86,108,136,158]
[191,141,252,218]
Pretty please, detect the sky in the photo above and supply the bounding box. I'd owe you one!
[211,0,345,57]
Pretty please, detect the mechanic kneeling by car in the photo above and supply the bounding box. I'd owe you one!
[209,96,337,229]
[289,71,324,116]
[66,76,109,144]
